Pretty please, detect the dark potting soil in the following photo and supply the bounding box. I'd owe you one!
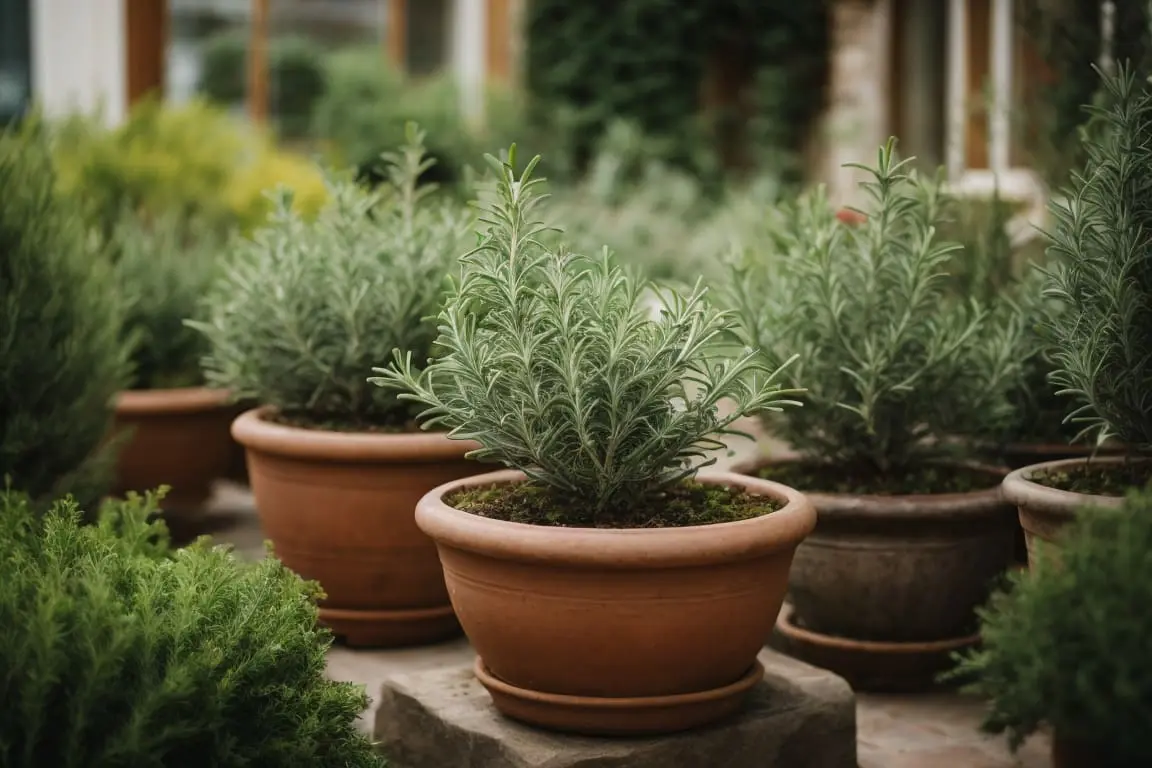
[755,462,997,496]
[447,480,781,529]
[1032,459,1151,496]
[268,411,420,434]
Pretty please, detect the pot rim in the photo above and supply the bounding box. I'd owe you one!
[414,469,817,568]
[1002,455,1138,511]
[115,386,233,415]
[231,406,481,463]
[729,457,1008,521]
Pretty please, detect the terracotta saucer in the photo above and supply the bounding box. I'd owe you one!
[774,606,978,693]
[319,605,461,648]
[473,657,765,736]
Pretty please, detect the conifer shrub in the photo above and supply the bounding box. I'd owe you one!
[191,125,471,430]
[0,486,383,766]
[1041,65,1152,455]
[949,485,1152,762]
[722,140,1023,488]
[0,121,132,506]
[372,148,799,523]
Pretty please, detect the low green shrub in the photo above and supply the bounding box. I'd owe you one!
[949,485,1152,762]
[0,120,132,506]
[192,125,471,430]
[0,486,383,766]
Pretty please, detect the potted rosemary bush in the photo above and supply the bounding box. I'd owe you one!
[191,126,479,647]
[722,141,1023,691]
[104,211,237,522]
[0,487,382,767]
[950,486,1152,767]
[1002,67,1152,561]
[372,150,815,737]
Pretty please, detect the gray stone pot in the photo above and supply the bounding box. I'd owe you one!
[1001,456,1128,565]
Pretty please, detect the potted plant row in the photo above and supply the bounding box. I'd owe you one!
[102,210,238,529]
[370,148,816,736]
[191,125,481,647]
[1001,66,1152,561]
[721,142,1024,691]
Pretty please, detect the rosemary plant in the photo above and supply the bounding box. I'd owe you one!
[372,148,799,521]
[191,124,470,430]
[1042,65,1152,453]
[723,140,1022,482]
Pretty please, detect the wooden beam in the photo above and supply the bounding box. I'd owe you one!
[247,0,270,123]
[486,0,510,83]
[124,0,168,106]
[387,0,407,71]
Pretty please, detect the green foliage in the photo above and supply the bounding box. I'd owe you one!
[949,485,1152,761]
[722,140,1023,474]
[525,0,827,181]
[192,125,470,430]
[0,486,383,767]
[1042,65,1152,452]
[0,120,132,506]
[373,148,799,520]
[104,211,225,390]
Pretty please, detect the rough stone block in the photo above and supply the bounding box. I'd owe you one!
[374,648,857,768]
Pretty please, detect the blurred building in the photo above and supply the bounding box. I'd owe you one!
[0,0,520,125]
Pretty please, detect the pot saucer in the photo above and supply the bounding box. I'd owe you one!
[319,604,461,648]
[774,605,978,693]
[473,657,764,736]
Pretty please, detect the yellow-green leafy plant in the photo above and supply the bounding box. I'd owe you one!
[372,148,799,523]
[0,486,383,767]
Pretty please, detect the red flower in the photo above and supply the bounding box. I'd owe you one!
[836,208,867,226]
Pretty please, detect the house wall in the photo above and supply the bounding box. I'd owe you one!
[31,0,126,123]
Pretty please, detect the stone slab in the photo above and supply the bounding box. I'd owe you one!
[373,648,857,768]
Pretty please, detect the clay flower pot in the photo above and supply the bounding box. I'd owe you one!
[415,469,816,736]
[987,440,1128,471]
[112,387,238,518]
[737,460,1018,692]
[231,407,482,647]
[1002,457,1129,566]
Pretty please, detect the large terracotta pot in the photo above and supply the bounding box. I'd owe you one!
[1002,457,1130,566]
[113,387,237,517]
[231,407,482,647]
[987,440,1128,471]
[736,460,1017,691]
[415,469,816,736]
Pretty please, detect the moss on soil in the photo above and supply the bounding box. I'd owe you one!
[755,462,997,496]
[1032,460,1151,496]
[269,410,420,434]
[447,479,781,529]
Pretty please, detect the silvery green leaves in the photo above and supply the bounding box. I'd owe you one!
[372,148,799,518]
[722,140,1023,474]
[1041,65,1152,452]
[190,124,471,429]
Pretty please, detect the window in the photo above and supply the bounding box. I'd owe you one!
[0,0,32,123]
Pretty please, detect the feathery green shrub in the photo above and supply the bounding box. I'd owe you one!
[0,121,132,506]
[949,485,1152,762]
[192,125,470,430]
[372,148,799,520]
[0,486,383,767]
[722,140,1023,478]
[1042,65,1152,453]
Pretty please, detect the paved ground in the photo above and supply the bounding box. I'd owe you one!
[201,421,1050,767]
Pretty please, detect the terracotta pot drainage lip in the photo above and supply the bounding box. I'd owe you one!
[473,657,764,736]
[775,606,978,693]
[319,605,461,649]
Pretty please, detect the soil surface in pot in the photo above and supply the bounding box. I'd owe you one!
[1029,459,1150,496]
[269,410,421,434]
[754,461,995,495]
[447,479,781,528]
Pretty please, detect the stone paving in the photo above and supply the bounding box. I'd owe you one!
[201,419,1051,767]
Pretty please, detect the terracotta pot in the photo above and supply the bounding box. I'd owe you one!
[113,387,237,518]
[1002,457,1130,567]
[986,440,1128,471]
[231,407,482,647]
[1052,732,1108,768]
[735,459,1017,690]
[415,469,816,736]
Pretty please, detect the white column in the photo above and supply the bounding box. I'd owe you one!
[452,0,487,125]
[31,0,126,124]
[989,0,1013,175]
[945,0,967,180]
